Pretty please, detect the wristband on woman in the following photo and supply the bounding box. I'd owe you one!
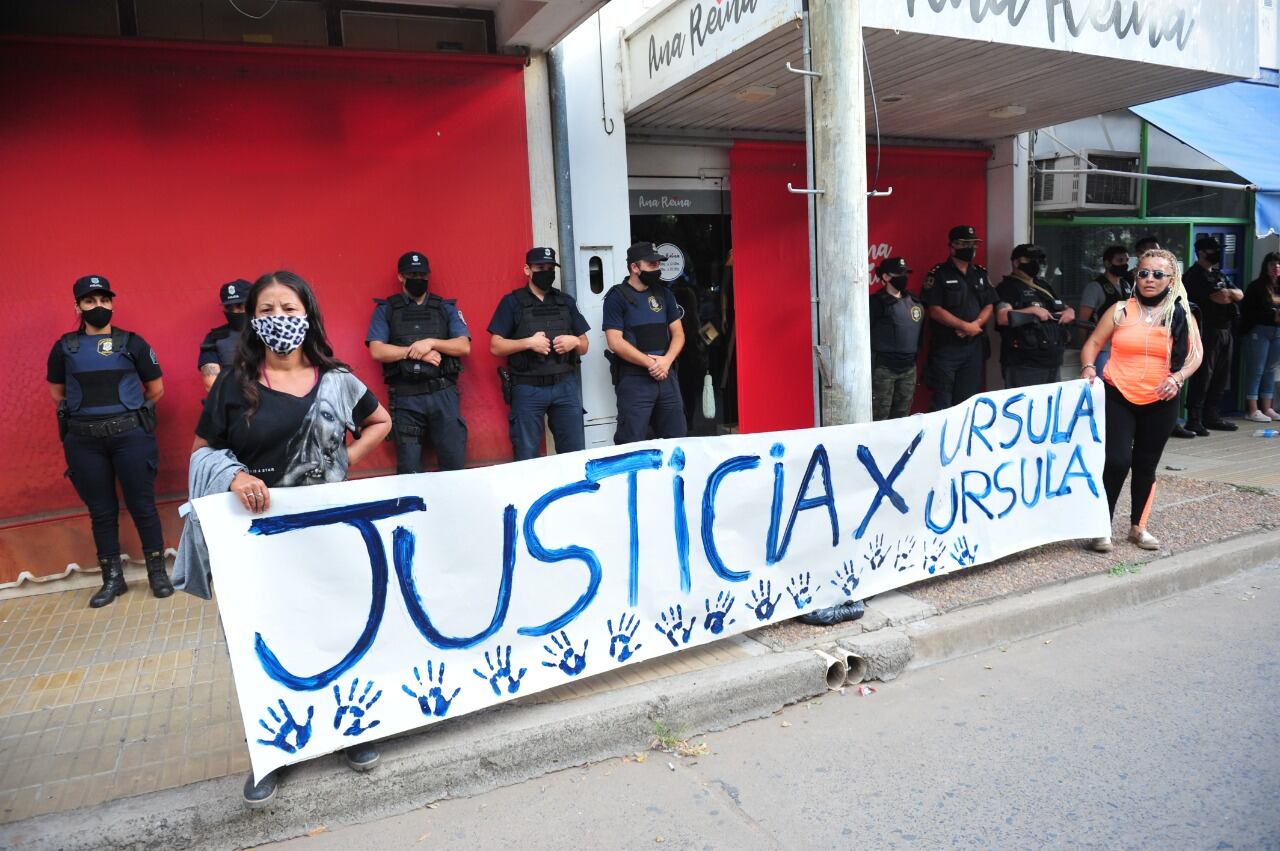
[1080,363,1096,374]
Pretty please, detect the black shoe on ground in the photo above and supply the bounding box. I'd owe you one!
[1204,419,1239,432]
[89,556,128,609]
[1186,421,1210,437]
[243,769,280,809]
[1170,425,1196,439]
[145,550,174,598]
[345,743,380,772]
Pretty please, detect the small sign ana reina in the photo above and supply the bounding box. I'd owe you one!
[648,0,762,79]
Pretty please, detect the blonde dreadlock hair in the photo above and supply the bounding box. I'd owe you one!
[1136,248,1187,328]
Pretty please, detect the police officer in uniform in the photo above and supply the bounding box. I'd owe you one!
[488,247,591,461]
[868,257,924,420]
[1183,235,1244,434]
[366,251,470,473]
[995,244,1075,389]
[1077,246,1132,356]
[197,279,250,392]
[47,275,172,607]
[604,242,687,444]
[921,225,998,410]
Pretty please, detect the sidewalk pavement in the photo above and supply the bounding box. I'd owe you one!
[0,423,1277,845]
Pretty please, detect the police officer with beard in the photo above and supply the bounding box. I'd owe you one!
[921,225,998,410]
[366,251,470,472]
[487,247,590,460]
[995,244,1075,389]
[868,257,924,420]
[197,279,250,393]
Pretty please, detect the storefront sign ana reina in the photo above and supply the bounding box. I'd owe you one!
[862,0,1259,79]
[624,0,801,110]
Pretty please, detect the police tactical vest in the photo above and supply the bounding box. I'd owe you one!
[201,327,240,368]
[607,282,671,354]
[508,287,577,376]
[1004,278,1066,355]
[60,329,144,418]
[871,291,924,355]
[379,293,461,384]
[1097,275,1132,314]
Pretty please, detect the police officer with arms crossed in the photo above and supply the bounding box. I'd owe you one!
[604,242,687,443]
[1183,235,1244,434]
[47,275,173,607]
[197,279,250,393]
[995,244,1075,388]
[868,257,924,420]
[488,247,590,460]
[921,225,998,410]
[366,251,470,473]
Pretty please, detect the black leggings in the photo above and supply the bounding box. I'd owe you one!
[1102,382,1179,526]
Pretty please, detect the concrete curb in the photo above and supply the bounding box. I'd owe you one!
[0,651,826,851]
[904,530,1280,669]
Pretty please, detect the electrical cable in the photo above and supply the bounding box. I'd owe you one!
[227,0,280,22]
[862,35,881,195]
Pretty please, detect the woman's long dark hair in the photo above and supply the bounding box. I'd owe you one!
[1256,251,1280,288]
[234,270,350,420]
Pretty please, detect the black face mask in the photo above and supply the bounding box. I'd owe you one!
[1108,264,1129,278]
[1203,250,1222,265]
[638,269,664,288]
[404,277,429,298]
[888,275,909,291]
[530,270,556,291]
[225,311,247,331]
[1136,287,1171,307]
[1017,260,1042,278]
[82,306,112,329]
[954,247,976,263]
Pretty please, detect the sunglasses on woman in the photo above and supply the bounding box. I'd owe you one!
[1135,269,1171,280]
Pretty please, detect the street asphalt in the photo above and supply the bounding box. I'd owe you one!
[272,561,1280,850]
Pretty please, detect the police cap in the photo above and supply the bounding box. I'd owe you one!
[398,251,431,275]
[948,225,981,242]
[72,275,115,299]
[1194,235,1221,252]
[1011,243,1046,261]
[526,247,561,266]
[876,257,912,276]
[626,242,664,264]
[219,279,251,306]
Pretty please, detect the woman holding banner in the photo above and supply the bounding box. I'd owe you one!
[1080,249,1202,554]
[192,270,391,808]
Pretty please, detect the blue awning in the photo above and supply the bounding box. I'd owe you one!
[1132,81,1280,237]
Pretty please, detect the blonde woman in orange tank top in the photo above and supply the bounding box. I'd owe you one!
[1080,250,1203,554]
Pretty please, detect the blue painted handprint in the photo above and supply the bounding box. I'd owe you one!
[654,605,697,647]
[748,579,781,621]
[541,630,588,676]
[332,677,383,737]
[893,536,917,572]
[703,591,737,634]
[831,560,860,596]
[473,645,527,696]
[863,534,890,572]
[402,661,460,718]
[786,571,813,610]
[607,613,643,663]
[256,699,314,754]
[950,537,979,567]
[921,538,946,574]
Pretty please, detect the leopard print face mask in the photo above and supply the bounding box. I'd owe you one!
[250,314,309,355]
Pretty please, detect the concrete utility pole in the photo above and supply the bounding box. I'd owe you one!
[810,0,870,425]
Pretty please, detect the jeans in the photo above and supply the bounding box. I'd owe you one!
[509,375,585,461]
[614,372,687,444]
[63,425,163,559]
[392,385,468,473]
[1242,325,1280,400]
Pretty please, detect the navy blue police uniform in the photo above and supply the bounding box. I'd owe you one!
[47,275,171,607]
[921,226,998,410]
[366,252,469,473]
[197,279,250,385]
[487,247,590,461]
[868,257,925,421]
[604,243,687,444]
[995,246,1069,390]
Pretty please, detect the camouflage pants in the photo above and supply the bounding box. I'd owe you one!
[872,364,916,421]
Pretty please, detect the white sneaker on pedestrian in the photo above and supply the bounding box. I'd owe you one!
[1128,528,1159,550]
[1266,408,1280,421]
[1246,410,1272,423]
[1089,537,1113,553]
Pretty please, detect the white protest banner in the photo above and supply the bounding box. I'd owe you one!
[196,380,1109,781]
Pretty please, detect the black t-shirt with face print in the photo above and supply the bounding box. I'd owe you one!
[197,368,378,487]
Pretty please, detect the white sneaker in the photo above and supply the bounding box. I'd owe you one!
[1128,528,1159,550]
[1246,410,1272,423]
[1089,537,1113,553]
[1266,409,1280,421]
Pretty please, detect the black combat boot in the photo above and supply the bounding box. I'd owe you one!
[89,556,128,608]
[145,550,174,599]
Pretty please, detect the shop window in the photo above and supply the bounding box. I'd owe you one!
[135,0,328,46]
[342,10,489,54]
[0,0,121,37]
[1146,168,1250,219]
[1035,224,1189,307]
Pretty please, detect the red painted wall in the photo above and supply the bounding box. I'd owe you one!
[0,39,531,580]
[730,143,989,433]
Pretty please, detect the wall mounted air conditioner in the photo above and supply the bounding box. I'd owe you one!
[1033,152,1140,212]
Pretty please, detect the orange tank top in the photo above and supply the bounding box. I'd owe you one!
[1103,299,1172,405]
